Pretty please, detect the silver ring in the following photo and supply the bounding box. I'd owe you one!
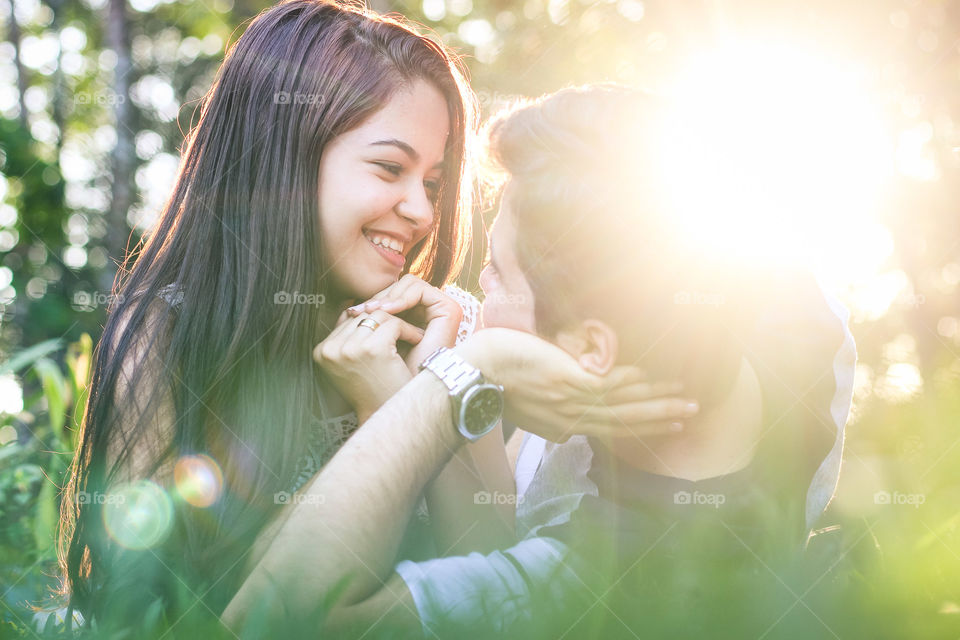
[358,317,380,331]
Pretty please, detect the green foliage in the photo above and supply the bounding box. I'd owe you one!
[1,334,91,630]
[1,0,959,636]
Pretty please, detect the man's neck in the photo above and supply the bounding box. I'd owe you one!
[605,357,763,481]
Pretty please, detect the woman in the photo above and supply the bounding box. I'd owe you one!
[56,2,689,635]
[56,0,474,631]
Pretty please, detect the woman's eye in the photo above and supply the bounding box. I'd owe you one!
[373,161,402,176]
[425,180,440,201]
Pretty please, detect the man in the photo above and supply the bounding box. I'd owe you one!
[222,86,855,638]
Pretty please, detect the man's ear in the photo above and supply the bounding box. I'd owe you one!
[554,319,619,375]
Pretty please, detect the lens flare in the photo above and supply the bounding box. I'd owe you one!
[174,454,223,508]
[102,480,173,550]
[657,40,895,284]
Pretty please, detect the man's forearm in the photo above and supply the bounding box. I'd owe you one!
[222,371,460,630]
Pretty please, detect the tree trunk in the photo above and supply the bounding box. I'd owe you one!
[5,0,30,130]
[48,0,66,153]
[104,0,136,292]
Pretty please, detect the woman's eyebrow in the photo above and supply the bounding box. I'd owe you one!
[370,138,419,161]
[369,139,444,169]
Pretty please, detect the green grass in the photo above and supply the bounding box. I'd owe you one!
[1,337,958,638]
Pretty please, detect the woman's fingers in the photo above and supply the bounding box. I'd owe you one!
[375,274,422,308]
[345,289,394,316]
[372,314,426,347]
[314,311,423,364]
[347,275,423,315]
[348,310,425,347]
[378,288,430,315]
[346,275,458,323]
[314,312,360,362]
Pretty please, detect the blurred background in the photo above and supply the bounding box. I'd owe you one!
[0,0,958,636]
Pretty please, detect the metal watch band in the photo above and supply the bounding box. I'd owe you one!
[418,347,483,394]
[418,347,502,442]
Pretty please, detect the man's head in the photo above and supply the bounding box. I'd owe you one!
[479,85,760,401]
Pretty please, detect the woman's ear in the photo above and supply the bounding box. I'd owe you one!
[554,319,619,375]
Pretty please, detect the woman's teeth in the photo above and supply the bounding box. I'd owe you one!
[365,233,403,255]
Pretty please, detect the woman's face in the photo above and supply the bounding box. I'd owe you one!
[318,80,450,302]
[479,191,537,333]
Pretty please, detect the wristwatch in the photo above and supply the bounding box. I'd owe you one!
[418,347,504,442]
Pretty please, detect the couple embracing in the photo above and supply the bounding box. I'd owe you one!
[58,1,854,638]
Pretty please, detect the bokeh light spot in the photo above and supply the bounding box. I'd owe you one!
[174,454,223,508]
[102,480,173,550]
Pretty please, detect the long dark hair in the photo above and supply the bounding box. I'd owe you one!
[58,0,474,627]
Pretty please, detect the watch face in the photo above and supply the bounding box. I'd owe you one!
[461,385,504,437]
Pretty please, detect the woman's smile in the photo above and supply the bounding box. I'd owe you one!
[317,79,450,300]
[363,228,410,269]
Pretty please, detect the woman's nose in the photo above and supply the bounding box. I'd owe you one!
[396,183,436,231]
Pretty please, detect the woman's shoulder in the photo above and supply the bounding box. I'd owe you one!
[442,284,480,345]
[98,288,182,483]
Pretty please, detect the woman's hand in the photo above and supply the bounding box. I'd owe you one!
[456,328,699,443]
[346,274,463,372]
[313,310,424,423]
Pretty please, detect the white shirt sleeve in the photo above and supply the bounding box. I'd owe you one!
[804,278,857,529]
[394,536,590,637]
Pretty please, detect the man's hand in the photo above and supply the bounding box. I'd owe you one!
[456,328,699,443]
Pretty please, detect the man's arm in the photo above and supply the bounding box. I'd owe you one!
[221,371,460,631]
[324,573,420,637]
[222,327,657,634]
[332,537,593,638]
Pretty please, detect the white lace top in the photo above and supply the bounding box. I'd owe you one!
[155,282,481,495]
